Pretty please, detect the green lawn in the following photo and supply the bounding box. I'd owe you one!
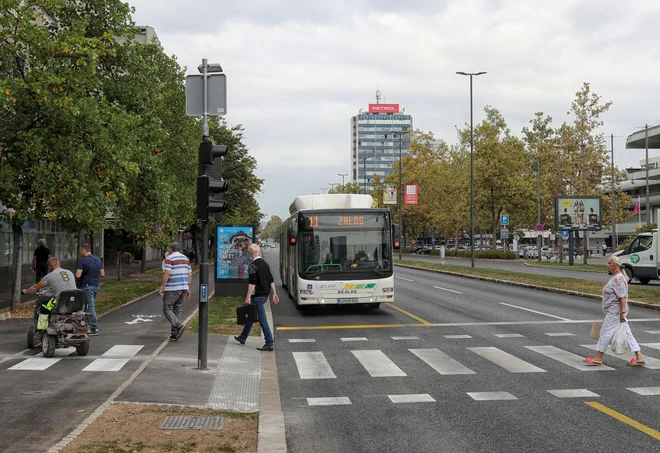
[189,296,262,336]
[95,280,160,315]
[395,259,660,305]
[524,261,607,273]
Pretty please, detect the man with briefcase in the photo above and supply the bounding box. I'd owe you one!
[234,244,279,351]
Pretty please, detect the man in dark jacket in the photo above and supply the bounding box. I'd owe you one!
[75,244,104,335]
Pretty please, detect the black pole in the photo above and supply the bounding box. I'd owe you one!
[198,220,209,370]
[469,75,475,268]
[568,230,574,266]
[398,133,403,260]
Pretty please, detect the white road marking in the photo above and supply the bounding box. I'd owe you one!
[425,319,660,327]
[307,397,351,406]
[288,339,316,343]
[526,345,615,371]
[102,345,143,357]
[35,347,76,358]
[341,337,368,342]
[627,387,660,396]
[468,347,545,373]
[125,317,153,325]
[395,276,414,282]
[494,334,525,338]
[581,345,660,369]
[547,389,600,398]
[640,343,660,350]
[411,348,475,375]
[432,286,463,294]
[499,303,570,321]
[82,358,129,372]
[392,336,419,340]
[544,333,575,337]
[352,350,407,377]
[444,335,472,339]
[644,331,660,334]
[9,358,62,371]
[293,352,336,379]
[467,392,517,401]
[388,394,435,403]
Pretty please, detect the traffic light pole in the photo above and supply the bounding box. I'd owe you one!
[198,58,210,370]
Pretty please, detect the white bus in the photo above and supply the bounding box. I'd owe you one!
[279,194,394,309]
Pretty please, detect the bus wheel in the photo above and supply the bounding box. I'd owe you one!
[369,303,381,309]
[639,278,651,285]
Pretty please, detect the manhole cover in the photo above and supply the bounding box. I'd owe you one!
[159,416,225,430]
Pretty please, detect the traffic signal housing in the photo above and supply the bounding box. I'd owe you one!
[196,140,229,221]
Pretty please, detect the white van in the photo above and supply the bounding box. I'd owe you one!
[616,230,659,284]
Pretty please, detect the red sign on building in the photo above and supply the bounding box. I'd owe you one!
[404,184,418,205]
[368,104,400,114]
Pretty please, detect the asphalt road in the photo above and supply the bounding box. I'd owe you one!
[270,251,660,453]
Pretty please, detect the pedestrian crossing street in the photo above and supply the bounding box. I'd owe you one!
[5,344,144,372]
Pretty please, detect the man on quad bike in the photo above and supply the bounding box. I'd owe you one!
[22,257,77,330]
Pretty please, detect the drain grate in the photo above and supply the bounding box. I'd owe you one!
[159,416,225,430]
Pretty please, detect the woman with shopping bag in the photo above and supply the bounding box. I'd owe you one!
[584,256,645,366]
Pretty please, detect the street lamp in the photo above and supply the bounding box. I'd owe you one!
[359,157,368,194]
[338,173,348,192]
[456,71,487,268]
[329,183,338,193]
[537,141,542,263]
[610,134,617,249]
[320,188,328,194]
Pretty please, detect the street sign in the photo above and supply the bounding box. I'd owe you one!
[501,215,509,225]
[501,228,509,239]
[431,237,436,245]
[535,223,543,232]
[186,74,227,116]
[561,230,569,239]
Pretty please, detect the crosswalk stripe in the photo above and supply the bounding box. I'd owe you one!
[526,345,615,371]
[392,336,419,340]
[544,333,575,337]
[9,358,62,371]
[581,344,660,369]
[410,348,476,375]
[341,337,368,342]
[388,394,435,403]
[640,343,660,350]
[307,397,351,406]
[495,334,524,338]
[467,391,517,401]
[547,389,599,398]
[102,345,143,357]
[468,347,545,373]
[444,335,472,339]
[289,339,316,343]
[293,352,336,379]
[352,350,406,377]
[82,358,129,372]
[627,387,660,396]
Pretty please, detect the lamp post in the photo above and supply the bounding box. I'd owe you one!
[320,188,328,194]
[329,183,338,193]
[611,134,617,249]
[556,145,563,264]
[359,157,368,194]
[338,173,348,192]
[645,124,650,224]
[456,71,487,268]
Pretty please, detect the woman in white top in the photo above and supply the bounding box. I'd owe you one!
[585,256,645,366]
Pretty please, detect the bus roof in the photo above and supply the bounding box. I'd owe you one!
[289,194,374,215]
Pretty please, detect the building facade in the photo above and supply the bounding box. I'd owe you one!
[350,103,413,192]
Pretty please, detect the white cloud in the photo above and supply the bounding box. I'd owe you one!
[129,0,660,220]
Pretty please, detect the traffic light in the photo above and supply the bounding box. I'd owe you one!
[196,140,229,221]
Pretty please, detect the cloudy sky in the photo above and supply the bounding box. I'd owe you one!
[129,0,660,221]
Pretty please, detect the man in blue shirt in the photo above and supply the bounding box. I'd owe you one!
[75,243,104,335]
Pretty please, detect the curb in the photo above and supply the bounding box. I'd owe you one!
[394,263,660,312]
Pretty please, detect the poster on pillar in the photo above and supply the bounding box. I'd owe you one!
[404,184,419,205]
[216,225,255,280]
[554,196,602,231]
[383,187,397,205]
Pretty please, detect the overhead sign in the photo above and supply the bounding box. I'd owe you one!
[368,104,400,114]
[501,215,509,225]
[554,196,602,231]
[404,184,418,205]
[186,74,227,116]
[383,186,397,205]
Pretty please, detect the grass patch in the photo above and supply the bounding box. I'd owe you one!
[188,296,263,336]
[395,259,660,305]
[94,280,160,315]
[524,261,607,273]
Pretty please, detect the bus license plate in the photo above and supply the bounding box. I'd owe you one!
[338,298,358,304]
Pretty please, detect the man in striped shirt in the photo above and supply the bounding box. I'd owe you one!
[159,242,193,340]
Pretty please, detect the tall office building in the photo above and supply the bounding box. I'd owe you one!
[350,99,413,192]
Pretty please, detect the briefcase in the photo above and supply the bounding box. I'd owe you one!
[236,304,259,325]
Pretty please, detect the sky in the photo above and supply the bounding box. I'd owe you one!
[129,0,660,222]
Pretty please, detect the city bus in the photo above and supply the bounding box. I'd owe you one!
[279,194,394,309]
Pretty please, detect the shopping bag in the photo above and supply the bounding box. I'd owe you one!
[236,304,259,325]
[589,322,602,340]
[610,324,631,355]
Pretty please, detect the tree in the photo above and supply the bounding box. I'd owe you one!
[261,215,282,240]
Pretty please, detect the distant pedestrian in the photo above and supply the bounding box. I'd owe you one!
[159,242,192,341]
[32,239,51,284]
[234,244,279,351]
[585,256,645,367]
[76,243,104,336]
[602,243,607,256]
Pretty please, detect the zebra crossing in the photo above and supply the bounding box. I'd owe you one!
[5,344,144,372]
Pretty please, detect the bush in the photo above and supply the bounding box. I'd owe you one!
[444,250,516,260]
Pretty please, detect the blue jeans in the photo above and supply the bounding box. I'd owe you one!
[238,296,273,347]
[84,286,99,331]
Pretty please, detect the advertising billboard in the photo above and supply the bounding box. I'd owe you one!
[404,184,418,205]
[216,225,255,280]
[368,104,400,114]
[554,196,602,231]
[383,186,397,205]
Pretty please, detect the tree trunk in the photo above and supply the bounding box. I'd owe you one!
[77,229,85,253]
[140,246,147,274]
[192,227,200,265]
[583,232,589,264]
[117,249,122,281]
[11,222,23,311]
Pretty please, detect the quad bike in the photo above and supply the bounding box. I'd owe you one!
[27,289,91,358]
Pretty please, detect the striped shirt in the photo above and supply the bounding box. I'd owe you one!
[163,252,192,291]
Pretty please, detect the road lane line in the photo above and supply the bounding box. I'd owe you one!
[432,286,463,294]
[288,339,316,343]
[526,345,615,371]
[581,344,660,369]
[9,357,62,371]
[307,397,351,406]
[444,335,472,339]
[544,332,575,337]
[388,394,435,403]
[292,352,336,379]
[392,336,419,340]
[352,350,406,377]
[585,402,660,440]
[627,387,660,396]
[411,348,475,375]
[340,337,368,342]
[467,392,517,401]
[499,303,570,321]
[395,276,414,282]
[547,389,599,398]
[277,323,425,331]
[494,334,525,338]
[385,303,433,325]
[644,331,660,334]
[468,347,545,373]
